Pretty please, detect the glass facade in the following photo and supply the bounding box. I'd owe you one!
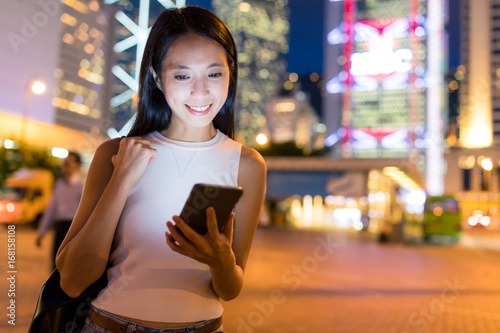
[324,0,446,195]
[214,0,289,145]
[53,0,115,133]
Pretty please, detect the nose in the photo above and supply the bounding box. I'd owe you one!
[190,77,209,97]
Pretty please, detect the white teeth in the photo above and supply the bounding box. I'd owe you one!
[188,105,210,112]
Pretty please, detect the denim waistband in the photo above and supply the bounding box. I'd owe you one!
[88,306,222,333]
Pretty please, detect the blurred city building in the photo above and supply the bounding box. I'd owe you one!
[324,0,446,195]
[265,88,321,152]
[261,0,445,238]
[214,0,290,145]
[441,0,500,233]
[103,0,185,138]
[457,0,492,149]
[0,0,115,159]
[53,0,115,133]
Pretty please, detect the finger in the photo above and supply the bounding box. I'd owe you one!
[148,155,156,165]
[136,143,156,162]
[165,231,188,256]
[147,148,157,165]
[111,154,117,167]
[131,143,157,166]
[172,216,204,243]
[118,137,155,154]
[128,138,154,148]
[165,223,198,258]
[166,221,187,244]
[206,207,219,236]
[167,220,201,254]
[222,212,235,240]
[119,137,153,153]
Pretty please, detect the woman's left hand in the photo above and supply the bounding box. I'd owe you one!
[165,207,236,271]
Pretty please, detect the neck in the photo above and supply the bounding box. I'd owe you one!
[160,124,217,142]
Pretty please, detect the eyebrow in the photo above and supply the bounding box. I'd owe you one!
[169,63,227,70]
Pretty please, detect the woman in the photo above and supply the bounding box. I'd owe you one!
[56,6,266,332]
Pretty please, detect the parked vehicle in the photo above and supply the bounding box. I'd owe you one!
[423,195,462,244]
[0,168,54,225]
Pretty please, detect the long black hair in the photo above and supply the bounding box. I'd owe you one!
[128,6,238,139]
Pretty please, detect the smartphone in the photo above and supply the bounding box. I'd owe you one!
[178,183,244,235]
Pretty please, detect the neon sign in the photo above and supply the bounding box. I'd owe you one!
[324,0,446,194]
[325,0,429,158]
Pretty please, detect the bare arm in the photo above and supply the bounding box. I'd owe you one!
[212,147,266,299]
[56,137,157,297]
[166,147,266,300]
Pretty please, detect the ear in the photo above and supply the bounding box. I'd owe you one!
[150,66,163,92]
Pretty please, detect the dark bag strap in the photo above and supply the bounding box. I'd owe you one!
[28,268,107,333]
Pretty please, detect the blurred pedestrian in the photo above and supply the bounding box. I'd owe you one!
[36,152,84,269]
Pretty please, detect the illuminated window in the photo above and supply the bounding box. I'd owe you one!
[79,23,89,32]
[78,32,89,42]
[60,13,77,26]
[62,33,75,45]
[80,59,90,69]
[89,0,99,11]
[62,0,88,14]
[84,43,95,54]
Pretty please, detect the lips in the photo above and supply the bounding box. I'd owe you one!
[186,104,212,116]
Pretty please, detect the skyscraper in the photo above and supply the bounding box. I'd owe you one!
[213,0,290,145]
[52,0,116,133]
[458,0,494,148]
[323,0,447,195]
[103,0,186,138]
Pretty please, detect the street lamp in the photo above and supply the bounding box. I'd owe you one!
[256,133,268,145]
[480,156,493,191]
[21,79,46,143]
[32,81,46,95]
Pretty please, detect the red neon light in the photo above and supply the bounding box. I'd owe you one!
[357,18,400,32]
[357,128,399,141]
[408,0,421,165]
[341,0,356,157]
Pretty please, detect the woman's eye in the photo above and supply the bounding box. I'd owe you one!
[174,75,189,80]
[209,73,222,78]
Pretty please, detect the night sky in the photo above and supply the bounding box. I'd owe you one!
[448,2,461,68]
[187,0,325,76]
[286,0,324,76]
[186,0,460,102]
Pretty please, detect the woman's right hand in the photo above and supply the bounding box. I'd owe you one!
[111,137,157,188]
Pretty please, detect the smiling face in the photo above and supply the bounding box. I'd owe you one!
[159,33,230,140]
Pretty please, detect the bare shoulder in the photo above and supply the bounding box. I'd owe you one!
[96,137,121,159]
[85,138,121,181]
[91,138,121,164]
[239,146,267,180]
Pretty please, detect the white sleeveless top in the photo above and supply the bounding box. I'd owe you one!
[92,130,242,323]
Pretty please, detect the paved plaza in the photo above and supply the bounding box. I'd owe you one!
[1,225,500,333]
[222,228,500,333]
